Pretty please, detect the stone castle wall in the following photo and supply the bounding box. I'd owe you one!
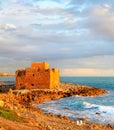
[31,62,50,70]
[15,62,60,89]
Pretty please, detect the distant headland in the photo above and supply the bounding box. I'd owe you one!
[0,73,15,77]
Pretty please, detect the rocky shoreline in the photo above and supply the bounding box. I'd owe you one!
[0,83,114,130]
[13,83,107,105]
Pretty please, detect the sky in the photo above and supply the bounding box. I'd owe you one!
[0,0,114,76]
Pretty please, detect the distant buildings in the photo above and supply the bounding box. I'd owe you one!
[16,62,60,89]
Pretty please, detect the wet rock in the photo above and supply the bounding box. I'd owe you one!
[62,116,69,120]
[48,113,54,117]
[57,114,63,118]
[96,112,101,115]
[63,107,70,110]
[107,124,113,129]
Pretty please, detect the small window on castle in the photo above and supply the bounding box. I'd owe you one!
[52,68,55,71]
[31,84,34,86]
[45,69,49,72]
[33,74,35,76]
[37,68,40,71]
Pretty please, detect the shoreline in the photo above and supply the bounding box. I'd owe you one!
[0,83,114,130]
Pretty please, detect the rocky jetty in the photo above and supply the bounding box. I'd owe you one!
[12,83,107,105]
[0,83,107,111]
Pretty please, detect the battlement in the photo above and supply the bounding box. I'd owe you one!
[15,62,60,89]
[31,62,50,70]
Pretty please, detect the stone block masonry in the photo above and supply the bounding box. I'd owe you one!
[15,62,60,89]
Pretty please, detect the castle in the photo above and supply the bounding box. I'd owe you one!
[15,62,60,89]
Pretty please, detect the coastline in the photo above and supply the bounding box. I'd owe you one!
[0,83,114,130]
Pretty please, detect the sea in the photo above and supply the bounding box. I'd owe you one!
[0,76,15,85]
[38,77,114,125]
[0,76,114,125]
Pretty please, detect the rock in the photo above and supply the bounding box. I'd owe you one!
[62,116,69,120]
[63,107,70,110]
[0,126,5,130]
[0,100,4,107]
[48,113,54,117]
[96,112,101,115]
[46,125,53,130]
[79,118,87,123]
[57,114,63,118]
[107,124,113,128]
[66,127,70,130]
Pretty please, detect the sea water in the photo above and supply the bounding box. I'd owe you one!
[37,77,114,125]
[0,76,15,84]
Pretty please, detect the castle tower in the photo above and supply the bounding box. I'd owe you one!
[15,62,60,89]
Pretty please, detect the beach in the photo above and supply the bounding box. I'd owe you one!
[0,83,114,130]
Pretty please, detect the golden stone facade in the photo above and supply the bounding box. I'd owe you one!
[15,62,60,89]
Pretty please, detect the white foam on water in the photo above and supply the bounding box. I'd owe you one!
[83,101,114,113]
[83,101,114,124]
[34,99,114,125]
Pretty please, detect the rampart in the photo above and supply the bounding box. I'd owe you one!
[15,62,60,89]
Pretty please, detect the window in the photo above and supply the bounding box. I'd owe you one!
[37,68,40,71]
[31,84,34,86]
[45,69,49,72]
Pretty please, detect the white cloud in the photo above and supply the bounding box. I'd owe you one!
[0,0,114,76]
[0,23,16,30]
[51,55,114,69]
[61,68,114,76]
[91,5,110,15]
[82,5,114,39]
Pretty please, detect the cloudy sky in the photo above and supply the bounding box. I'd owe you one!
[0,0,114,76]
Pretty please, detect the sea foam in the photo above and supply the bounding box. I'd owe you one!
[83,101,114,113]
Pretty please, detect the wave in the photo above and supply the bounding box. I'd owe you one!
[37,100,114,125]
[83,102,114,113]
